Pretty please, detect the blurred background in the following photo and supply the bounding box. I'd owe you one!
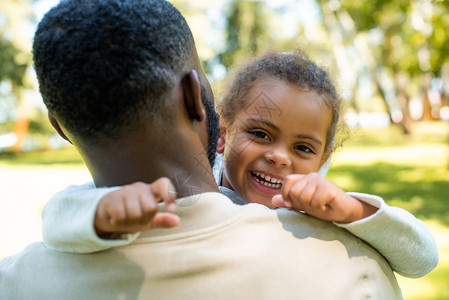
[0,0,448,299]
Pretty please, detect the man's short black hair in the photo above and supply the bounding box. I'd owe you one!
[33,0,194,141]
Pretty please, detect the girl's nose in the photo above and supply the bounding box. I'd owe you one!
[264,148,291,167]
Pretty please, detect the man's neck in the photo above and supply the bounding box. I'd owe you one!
[78,137,219,197]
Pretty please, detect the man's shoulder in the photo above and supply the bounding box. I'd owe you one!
[255,207,384,256]
[0,242,48,289]
[1,242,48,267]
[231,205,403,299]
[238,205,394,268]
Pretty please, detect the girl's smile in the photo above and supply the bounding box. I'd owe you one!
[249,170,284,193]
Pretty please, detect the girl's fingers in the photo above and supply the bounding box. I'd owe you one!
[281,174,305,207]
[105,195,127,225]
[310,185,331,212]
[297,180,319,208]
[123,192,145,225]
[120,212,180,233]
[151,213,180,229]
[272,194,288,207]
[95,179,179,234]
[149,177,177,212]
[287,178,309,209]
[138,192,158,225]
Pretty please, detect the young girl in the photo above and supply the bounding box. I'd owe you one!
[42,51,438,278]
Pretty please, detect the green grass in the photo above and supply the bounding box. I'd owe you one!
[329,122,449,222]
[328,162,449,224]
[339,121,449,148]
[1,121,448,299]
[327,121,449,300]
[0,146,84,167]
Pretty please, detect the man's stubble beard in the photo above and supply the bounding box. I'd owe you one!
[201,86,219,169]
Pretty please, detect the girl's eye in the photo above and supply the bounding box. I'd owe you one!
[294,145,314,154]
[248,130,270,140]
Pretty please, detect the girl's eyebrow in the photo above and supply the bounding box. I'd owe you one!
[294,134,323,146]
[246,118,279,130]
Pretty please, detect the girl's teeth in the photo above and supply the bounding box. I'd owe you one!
[253,172,282,188]
[252,171,282,188]
[253,174,281,188]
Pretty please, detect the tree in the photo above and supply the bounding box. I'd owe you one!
[219,0,270,70]
[0,0,35,151]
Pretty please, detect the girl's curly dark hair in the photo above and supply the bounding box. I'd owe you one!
[217,51,341,151]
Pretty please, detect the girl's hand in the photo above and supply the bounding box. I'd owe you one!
[272,173,377,223]
[94,178,179,236]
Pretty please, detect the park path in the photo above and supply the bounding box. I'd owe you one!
[0,166,92,258]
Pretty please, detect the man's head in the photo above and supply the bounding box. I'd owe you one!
[33,0,218,173]
[34,0,216,145]
[33,0,219,187]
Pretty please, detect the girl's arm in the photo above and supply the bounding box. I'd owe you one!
[334,192,439,278]
[42,183,139,253]
[273,174,438,278]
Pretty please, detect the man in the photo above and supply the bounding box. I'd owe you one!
[0,0,402,299]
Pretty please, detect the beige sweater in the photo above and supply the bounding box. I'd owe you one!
[0,192,403,300]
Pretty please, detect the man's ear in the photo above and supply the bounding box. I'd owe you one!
[181,70,205,122]
[216,125,226,154]
[48,112,72,144]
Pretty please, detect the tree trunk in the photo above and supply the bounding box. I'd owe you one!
[421,74,434,121]
[373,72,394,124]
[11,82,28,152]
[395,73,413,135]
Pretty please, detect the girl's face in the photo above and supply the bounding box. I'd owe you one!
[218,77,332,207]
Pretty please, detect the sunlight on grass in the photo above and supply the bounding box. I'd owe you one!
[388,196,424,214]
[342,121,449,148]
[0,146,84,167]
[332,144,448,167]
[328,122,449,300]
[414,122,449,137]
[327,174,357,189]
[396,221,449,300]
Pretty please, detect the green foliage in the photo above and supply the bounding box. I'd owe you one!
[27,108,55,135]
[0,119,15,135]
[0,38,27,86]
[429,4,449,74]
[331,0,391,31]
[0,0,36,139]
[0,0,34,87]
[336,0,449,77]
[219,0,270,69]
